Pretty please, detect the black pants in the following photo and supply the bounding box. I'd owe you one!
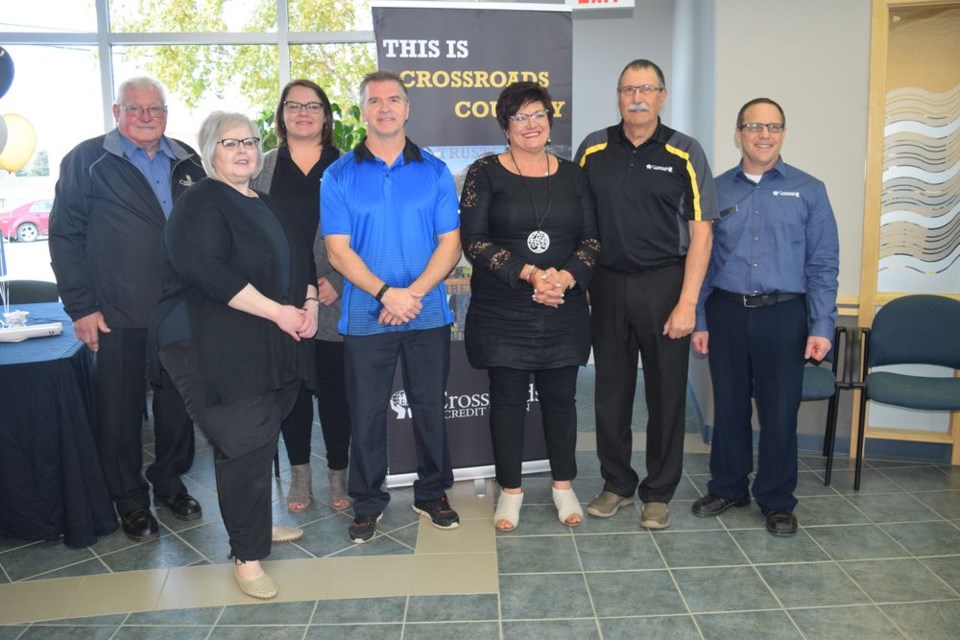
[160,344,299,560]
[344,326,453,516]
[94,328,194,516]
[705,293,807,513]
[280,339,351,469]
[487,366,579,489]
[589,263,689,503]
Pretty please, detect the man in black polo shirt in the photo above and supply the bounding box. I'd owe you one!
[575,59,718,529]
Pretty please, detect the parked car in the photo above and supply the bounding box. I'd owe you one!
[0,199,52,242]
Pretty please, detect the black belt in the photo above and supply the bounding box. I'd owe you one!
[714,289,803,308]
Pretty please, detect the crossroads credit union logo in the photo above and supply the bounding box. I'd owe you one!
[389,384,540,421]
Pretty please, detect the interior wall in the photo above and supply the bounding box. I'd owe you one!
[713,0,872,301]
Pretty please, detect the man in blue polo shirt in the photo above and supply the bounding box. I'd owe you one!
[691,98,839,537]
[323,70,462,544]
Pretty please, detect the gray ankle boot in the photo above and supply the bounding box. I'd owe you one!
[287,463,313,512]
[327,467,350,509]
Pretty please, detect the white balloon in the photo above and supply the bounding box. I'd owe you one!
[0,113,37,173]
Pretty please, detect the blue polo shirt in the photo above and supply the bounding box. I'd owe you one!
[696,157,839,338]
[320,138,460,336]
[119,133,176,217]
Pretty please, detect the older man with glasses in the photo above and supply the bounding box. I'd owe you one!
[575,59,718,530]
[49,76,205,543]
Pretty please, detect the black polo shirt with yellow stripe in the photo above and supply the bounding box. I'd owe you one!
[575,119,719,272]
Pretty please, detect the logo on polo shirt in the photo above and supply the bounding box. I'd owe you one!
[646,164,673,173]
[773,190,800,198]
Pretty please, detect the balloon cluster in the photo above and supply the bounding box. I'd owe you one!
[0,47,37,173]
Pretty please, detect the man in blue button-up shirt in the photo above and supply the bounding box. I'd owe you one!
[689,98,839,537]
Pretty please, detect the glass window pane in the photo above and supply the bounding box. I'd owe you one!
[112,44,279,148]
[0,45,101,282]
[289,0,372,32]
[110,0,276,34]
[0,1,97,33]
[290,43,376,112]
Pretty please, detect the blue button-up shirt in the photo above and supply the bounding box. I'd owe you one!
[696,157,839,338]
[119,133,176,217]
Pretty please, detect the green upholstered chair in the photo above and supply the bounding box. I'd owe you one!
[854,295,960,490]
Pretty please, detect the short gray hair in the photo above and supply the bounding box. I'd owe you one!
[115,77,167,105]
[198,111,263,180]
[358,70,408,105]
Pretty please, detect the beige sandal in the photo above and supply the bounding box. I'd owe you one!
[271,524,303,543]
[328,467,350,509]
[552,487,583,527]
[233,560,278,599]
[287,463,313,512]
[494,490,524,531]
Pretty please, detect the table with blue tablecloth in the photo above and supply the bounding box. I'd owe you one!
[0,303,118,547]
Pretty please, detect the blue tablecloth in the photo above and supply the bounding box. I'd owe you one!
[0,303,118,547]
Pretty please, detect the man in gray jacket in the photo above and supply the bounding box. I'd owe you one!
[50,77,204,542]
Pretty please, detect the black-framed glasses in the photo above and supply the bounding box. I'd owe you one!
[121,104,167,118]
[218,137,260,150]
[283,100,324,113]
[509,109,550,124]
[618,84,664,96]
[739,122,785,134]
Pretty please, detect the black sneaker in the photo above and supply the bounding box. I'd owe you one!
[412,492,460,529]
[349,513,383,544]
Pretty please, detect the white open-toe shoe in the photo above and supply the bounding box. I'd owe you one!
[494,490,524,532]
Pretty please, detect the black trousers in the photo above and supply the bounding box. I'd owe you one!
[94,328,193,516]
[280,339,351,469]
[344,326,453,516]
[487,366,579,489]
[705,293,807,513]
[160,344,300,560]
[589,263,689,503]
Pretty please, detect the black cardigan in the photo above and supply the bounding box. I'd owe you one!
[153,177,317,406]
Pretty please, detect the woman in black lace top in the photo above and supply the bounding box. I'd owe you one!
[460,82,600,532]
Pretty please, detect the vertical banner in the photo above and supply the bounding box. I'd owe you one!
[372,2,573,481]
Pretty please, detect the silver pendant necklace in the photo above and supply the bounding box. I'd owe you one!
[510,148,552,254]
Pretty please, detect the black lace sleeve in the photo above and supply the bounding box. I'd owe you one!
[460,155,526,288]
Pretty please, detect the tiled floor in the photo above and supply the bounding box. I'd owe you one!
[2,368,960,638]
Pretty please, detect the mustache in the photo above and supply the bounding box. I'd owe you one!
[626,103,650,113]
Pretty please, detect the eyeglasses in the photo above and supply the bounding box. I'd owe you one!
[739,122,785,134]
[121,104,167,118]
[283,101,324,113]
[509,110,550,124]
[618,84,664,96]
[218,137,260,150]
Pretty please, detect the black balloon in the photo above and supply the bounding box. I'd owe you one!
[0,47,13,99]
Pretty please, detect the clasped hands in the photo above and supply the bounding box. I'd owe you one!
[530,267,572,308]
[378,287,424,326]
[274,302,318,341]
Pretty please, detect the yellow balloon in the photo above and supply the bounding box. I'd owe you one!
[0,113,37,173]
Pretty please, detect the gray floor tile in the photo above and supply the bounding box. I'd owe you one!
[795,470,840,497]
[310,597,406,624]
[208,628,308,639]
[673,566,779,613]
[17,627,118,640]
[682,453,713,475]
[789,605,907,639]
[717,501,766,530]
[124,607,223,625]
[654,530,747,568]
[805,524,910,560]
[794,496,870,526]
[919,555,960,595]
[696,610,801,639]
[881,600,960,640]
[502,618,600,640]
[405,594,500,622]
[403,622,501,639]
[306,624,402,639]
[24,558,110,581]
[497,535,580,574]
[878,466,960,492]
[756,562,870,608]
[913,491,960,520]
[296,513,361,557]
[575,533,665,571]
[1,539,96,581]
[499,573,593,620]
[729,528,829,564]
[655,500,726,532]
[0,628,29,640]
[599,615,700,640]
[879,521,960,556]
[670,476,705,501]
[113,628,212,640]
[800,455,856,472]
[829,468,911,495]
[495,504,589,536]
[97,533,204,572]
[586,570,686,617]
[843,493,941,524]
[218,601,316,625]
[840,559,957,603]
